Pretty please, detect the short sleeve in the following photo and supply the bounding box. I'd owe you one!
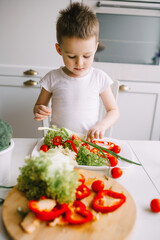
[98,69,113,93]
[39,70,56,93]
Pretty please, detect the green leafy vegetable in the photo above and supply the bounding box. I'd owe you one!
[44,125,69,148]
[0,118,13,151]
[17,149,80,204]
[76,146,107,166]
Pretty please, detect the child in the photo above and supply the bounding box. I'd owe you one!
[34,2,119,140]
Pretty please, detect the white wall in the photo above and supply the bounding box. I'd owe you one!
[0,0,70,68]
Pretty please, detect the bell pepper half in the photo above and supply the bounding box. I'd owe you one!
[92,189,126,213]
[35,203,68,221]
[65,200,93,224]
[28,197,68,221]
[76,184,90,200]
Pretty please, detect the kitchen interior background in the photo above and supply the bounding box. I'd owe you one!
[0,0,160,140]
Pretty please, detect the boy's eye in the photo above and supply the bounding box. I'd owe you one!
[68,56,76,59]
[84,55,91,58]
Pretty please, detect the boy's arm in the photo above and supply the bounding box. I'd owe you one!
[33,87,52,121]
[87,86,119,140]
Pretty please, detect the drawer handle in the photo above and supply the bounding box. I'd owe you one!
[23,80,37,86]
[23,69,38,75]
[119,85,130,92]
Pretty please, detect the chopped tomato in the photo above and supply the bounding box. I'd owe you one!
[82,143,90,150]
[40,144,49,152]
[111,167,123,178]
[52,136,62,146]
[91,180,105,192]
[90,148,99,154]
[72,134,82,142]
[150,199,160,213]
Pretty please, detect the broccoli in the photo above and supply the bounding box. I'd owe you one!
[0,118,13,151]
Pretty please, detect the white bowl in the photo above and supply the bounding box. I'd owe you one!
[0,139,14,185]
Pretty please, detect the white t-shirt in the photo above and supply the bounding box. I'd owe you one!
[40,67,113,134]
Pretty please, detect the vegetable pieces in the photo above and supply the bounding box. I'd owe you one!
[65,200,93,225]
[20,174,127,233]
[92,189,126,213]
[91,179,126,214]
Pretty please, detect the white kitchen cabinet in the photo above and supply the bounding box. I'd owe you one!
[93,62,160,140]
[0,70,44,138]
[112,81,160,140]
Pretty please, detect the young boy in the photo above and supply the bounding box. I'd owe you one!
[34,2,119,140]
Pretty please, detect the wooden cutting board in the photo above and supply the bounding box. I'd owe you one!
[2,169,136,240]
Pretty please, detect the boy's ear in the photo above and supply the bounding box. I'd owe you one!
[55,43,62,55]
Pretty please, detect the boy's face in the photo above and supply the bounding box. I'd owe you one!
[55,36,98,77]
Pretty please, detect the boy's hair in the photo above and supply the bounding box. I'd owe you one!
[56,2,99,45]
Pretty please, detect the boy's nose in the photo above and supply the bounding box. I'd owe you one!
[76,57,83,66]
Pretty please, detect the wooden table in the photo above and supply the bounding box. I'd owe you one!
[0,138,160,239]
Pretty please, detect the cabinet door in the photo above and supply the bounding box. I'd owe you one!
[111,81,160,140]
[0,80,43,138]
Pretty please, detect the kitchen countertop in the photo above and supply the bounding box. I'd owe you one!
[0,138,160,240]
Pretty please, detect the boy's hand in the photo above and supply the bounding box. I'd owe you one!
[34,105,51,121]
[87,126,105,141]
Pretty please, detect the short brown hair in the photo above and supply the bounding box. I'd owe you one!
[56,2,99,45]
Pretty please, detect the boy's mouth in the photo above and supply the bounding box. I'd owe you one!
[74,68,84,71]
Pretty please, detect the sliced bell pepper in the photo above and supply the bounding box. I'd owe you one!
[78,173,85,184]
[63,140,77,153]
[35,203,68,221]
[28,197,68,221]
[92,189,126,213]
[52,136,62,146]
[76,184,90,200]
[65,200,93,224]
[92,140,115,151]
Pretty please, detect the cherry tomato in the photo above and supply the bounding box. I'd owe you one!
[91,180,105,192]
[111,167,123,178]
[79,173,85,184]
[150,199,160,213]
[52,136,62,146]
[112,145,121,154]
[40,144,49,152]
[108,156,118,167]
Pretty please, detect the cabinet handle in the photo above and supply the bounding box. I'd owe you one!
[119,85,130,92]
[23,80,37,86]
[23,69,38,75]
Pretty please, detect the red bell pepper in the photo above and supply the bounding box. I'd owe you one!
[28,197,68,221]
[76,184,90,200]
[35,203,68,221]
[92,140,115,151]
[63,140,77,153]
[52,136,62,146]
[65,200,93,224]
[92,189,126,213]
[78,173,85,184]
